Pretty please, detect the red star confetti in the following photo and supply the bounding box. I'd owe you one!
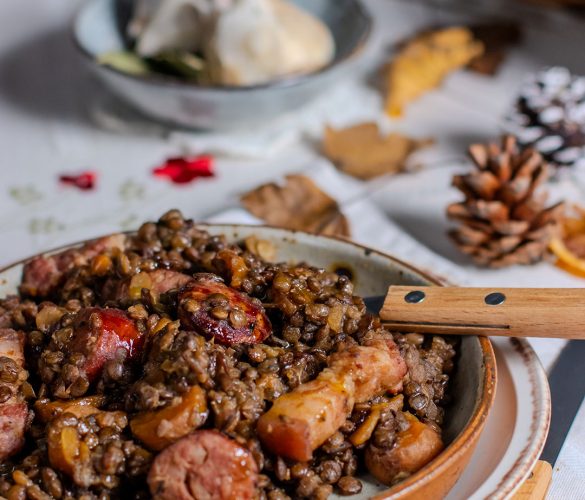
[152,155,215,184]
[59,171,97,191]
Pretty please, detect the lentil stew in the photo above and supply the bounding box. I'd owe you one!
[0,210,457,500]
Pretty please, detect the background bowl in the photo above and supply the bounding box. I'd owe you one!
[72,0,372,129]
[0,225,496,498]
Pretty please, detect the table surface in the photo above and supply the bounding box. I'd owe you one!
[1,0,584,498]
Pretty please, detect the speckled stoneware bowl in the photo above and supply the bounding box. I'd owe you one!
[72,0,372,129]
[0,225,496,498]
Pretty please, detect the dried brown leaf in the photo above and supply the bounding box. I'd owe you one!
[468,22,522,76]
[241,175,350,238]
[322,123,432,180]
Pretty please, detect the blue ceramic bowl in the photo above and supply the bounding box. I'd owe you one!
[73,0,372,129]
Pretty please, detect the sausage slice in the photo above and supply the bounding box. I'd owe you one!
[0,328,29,460]
[148,430,258,500]
[178,274,271,345]
[68,308,144,382]
[257,336,407,461]
[21,234,126,298]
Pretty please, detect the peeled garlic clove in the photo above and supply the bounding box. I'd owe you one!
[135,0,208,57]
[208,0,334,86]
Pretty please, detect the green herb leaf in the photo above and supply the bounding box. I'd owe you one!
[98,51,151,76]
[146,51,205,80]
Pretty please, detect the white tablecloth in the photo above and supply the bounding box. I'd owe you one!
[0,0,584,497]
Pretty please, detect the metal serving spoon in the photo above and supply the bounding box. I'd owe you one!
[364,286,585,339]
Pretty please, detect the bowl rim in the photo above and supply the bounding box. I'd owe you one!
[71,0,373,93]
[0,224,497,498]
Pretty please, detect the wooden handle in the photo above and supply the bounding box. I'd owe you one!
[511,461,552,500]
[380,286,585,339]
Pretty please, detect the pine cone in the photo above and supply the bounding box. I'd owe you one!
[505,67,585,169]
[447,135,565,268]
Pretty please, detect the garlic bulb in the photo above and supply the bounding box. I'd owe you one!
[131,0,335,85]
[208,0,334,85]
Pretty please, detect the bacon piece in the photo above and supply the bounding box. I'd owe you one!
[148,430,258,500]
[178,274,271,345]
[21,234,126,298]
[365,412,443,484]
[0,402,28,461]
[0,328,29,461]
[257,337,406,461]
[68,308,143,382]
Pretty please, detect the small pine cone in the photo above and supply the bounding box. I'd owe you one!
[505,66,585,169]
[447,135,565,268]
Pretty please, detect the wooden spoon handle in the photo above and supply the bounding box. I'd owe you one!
[380,287,585,339]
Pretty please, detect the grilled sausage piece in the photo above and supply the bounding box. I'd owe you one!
[68,308,144,382]
[0,328,29,461]
[148,430,258,500]
[365,412,443,485]
[178,274,271,345]
[257,336,407,462]
[20,234,126,298]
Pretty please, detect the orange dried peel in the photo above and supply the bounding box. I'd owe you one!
[549,237,585,278]
[549,205,585,278]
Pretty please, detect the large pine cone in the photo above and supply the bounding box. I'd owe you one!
[505,67,585,169]
[447,135,565,268]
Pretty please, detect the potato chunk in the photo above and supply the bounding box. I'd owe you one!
[35,396,105,423]
[131,385,208,450]
[365,412,443,484]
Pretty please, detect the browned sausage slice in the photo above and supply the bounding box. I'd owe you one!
[178,274,271,345]
[148,430,258,500]
[21,234,126,298]
[68,308,144,382]
[257,336,407,461]
[0,328,29,460]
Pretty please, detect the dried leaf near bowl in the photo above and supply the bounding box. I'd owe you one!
[385,27,484,117]
[241,174,350,237]
[322,122,433,180]
[467,22,522,76]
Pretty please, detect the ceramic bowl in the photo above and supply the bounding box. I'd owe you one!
[0,224,496,498]
[72,0,372,130]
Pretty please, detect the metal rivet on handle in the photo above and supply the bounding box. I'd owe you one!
[485,292,506,306]
[405,290,426,304]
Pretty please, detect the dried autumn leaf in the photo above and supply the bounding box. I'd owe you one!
[385,27,484,117]
[468,22,522,76]
[322,123,432,180]
[241,175,350,237]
